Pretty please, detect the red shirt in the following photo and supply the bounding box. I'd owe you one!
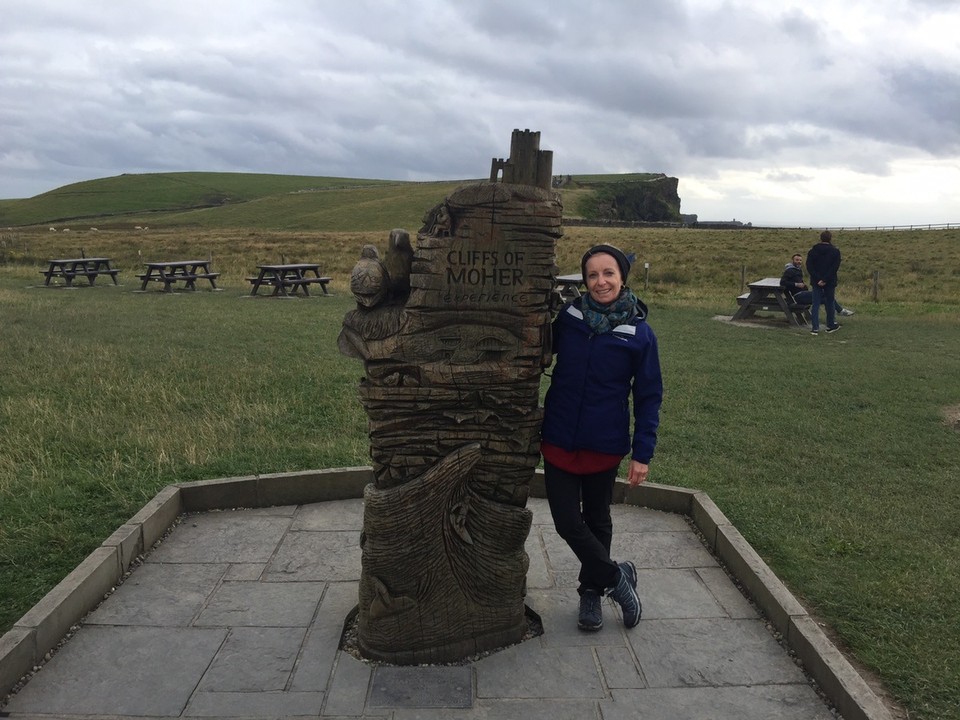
[540,441,622,474]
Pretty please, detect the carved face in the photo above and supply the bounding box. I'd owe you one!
[584,253,623,305]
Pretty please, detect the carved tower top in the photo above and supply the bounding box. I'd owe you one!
[489,128,554,190]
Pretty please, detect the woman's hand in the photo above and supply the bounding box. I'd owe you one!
[627,460,649,487]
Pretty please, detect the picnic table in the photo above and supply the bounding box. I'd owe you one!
[556,273,584,300]
[41,257,119,287]
[732,277,811,327]
[247,264,331,297]
[138,260,221,292]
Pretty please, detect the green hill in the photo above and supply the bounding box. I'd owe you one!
[0,171,682,232]
[0,172,427,231]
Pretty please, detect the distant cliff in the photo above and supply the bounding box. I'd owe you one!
[556,173,683,223]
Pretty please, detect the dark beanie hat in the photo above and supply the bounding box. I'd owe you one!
[581,244,631,283]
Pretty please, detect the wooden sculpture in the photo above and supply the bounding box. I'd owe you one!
[339,129,560,663]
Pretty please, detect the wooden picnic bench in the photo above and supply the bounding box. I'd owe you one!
[138,260,220,292]
[555,273,584,301]
[41,257,119,287]
[732,277,811,327]
[247,264,331,297]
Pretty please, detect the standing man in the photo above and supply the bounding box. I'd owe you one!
[805,231,843,335]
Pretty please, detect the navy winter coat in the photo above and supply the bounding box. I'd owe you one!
[541,298,663,464]
[806,242,842,288]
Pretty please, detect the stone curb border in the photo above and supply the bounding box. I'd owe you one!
[0,467,892,720]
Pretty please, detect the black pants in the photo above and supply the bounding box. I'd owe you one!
[544,460,620,594]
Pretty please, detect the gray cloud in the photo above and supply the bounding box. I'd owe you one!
[1,0,958,225]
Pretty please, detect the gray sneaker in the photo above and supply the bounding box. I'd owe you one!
[607,562,642,628]
[577,589,603,631]
[839,308,855,316]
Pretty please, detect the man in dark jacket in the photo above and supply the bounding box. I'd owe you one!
[805,231,843,335]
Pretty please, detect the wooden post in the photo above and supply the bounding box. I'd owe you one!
[740,264,746,292]
[873,270,880,302]
[644,262,650,291]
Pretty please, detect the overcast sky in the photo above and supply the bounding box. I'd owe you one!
[2,0,958,226]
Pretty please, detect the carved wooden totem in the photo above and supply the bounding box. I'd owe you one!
[339,130,560,663]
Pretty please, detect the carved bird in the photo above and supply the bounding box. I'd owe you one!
[350,244,389,308]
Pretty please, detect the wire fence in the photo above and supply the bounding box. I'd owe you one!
[566,219,960,231]
[772,222,960,232]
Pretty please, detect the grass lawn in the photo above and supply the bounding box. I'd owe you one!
[1,231,959,719]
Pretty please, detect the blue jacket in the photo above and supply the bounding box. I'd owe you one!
[541,298,663,463]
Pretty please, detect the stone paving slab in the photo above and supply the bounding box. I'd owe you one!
[288,582,357,693]
[474,639,605,699]
[263,529,361,581]
[632,567,728,619]
[184,689,326,717]
[604,685,836,720]
[83,562,227,626]
[0,497,867,719]
[195,580,326,627]
[628,617,804,688]
[370,666,473,708]
[291,498,366,531]
[147,512,292,564]
[5,626,226,716]
[198,626,308,691]
[392,698,602,719]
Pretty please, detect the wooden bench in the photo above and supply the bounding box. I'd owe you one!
[41,260,120,287]
[732,278,810,327]
[138,273,197,282]
[138,262,220,292]
[247,274,331,296]
[736,292,809,313]
[290,276,330,294]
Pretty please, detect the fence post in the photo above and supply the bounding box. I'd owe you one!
[872,270,880,302]
[740,265,746,292]
[644,262,650,291]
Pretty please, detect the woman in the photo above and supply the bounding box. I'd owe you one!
[541,244,663,631]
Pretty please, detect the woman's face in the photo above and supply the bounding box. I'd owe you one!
[584,253,623,305]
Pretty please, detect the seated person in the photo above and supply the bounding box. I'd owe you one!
[780,254,854,316]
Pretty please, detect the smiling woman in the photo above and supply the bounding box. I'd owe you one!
[582,244,630,305]
[540,243,662,632]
